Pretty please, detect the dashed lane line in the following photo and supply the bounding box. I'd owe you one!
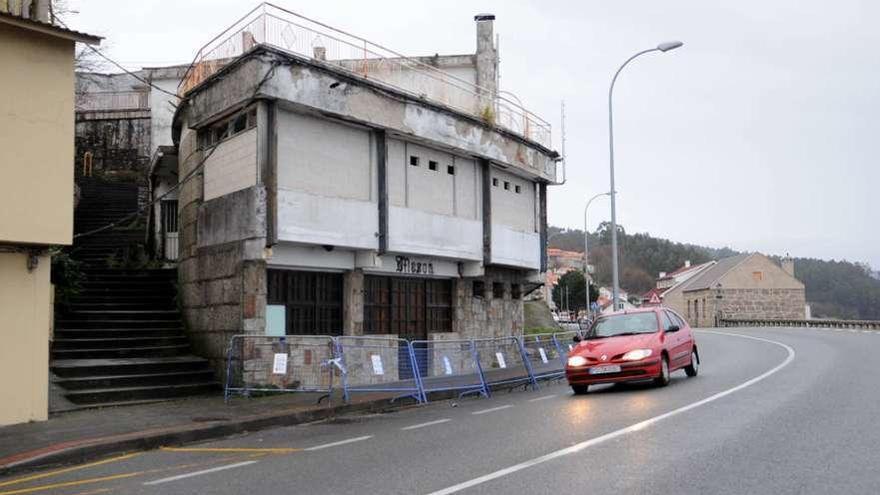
[142,461,258,486]
[401,419,452,431]
[528,395,558,402]
[471,405,513,415]
[303,435,373,451]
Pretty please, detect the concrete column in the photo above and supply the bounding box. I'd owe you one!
[343,270,364,336]
[480,158,492,265]
[474,14,497,116]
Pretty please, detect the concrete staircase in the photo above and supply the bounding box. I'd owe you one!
[51,178,217,409]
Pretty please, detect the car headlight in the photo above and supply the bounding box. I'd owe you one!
[621,349,653,361]
[567,355,588,367]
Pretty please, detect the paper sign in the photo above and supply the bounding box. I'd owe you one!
[272,353,288,374]
[568,344,574,351]
[443,356,453,375]
[371,354,384,375]
[266,305,286,337]
[538,347,548,364]
[495,352,507,369]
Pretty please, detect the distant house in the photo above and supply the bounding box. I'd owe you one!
[678,253,806,327]
[641,260,716,310]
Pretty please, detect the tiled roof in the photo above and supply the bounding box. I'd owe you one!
[0,11,101,44]
[681,253,752,292]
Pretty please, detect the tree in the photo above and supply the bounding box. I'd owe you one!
[552,270,587,314]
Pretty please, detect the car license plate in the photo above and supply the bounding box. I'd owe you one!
[589,364,621,375]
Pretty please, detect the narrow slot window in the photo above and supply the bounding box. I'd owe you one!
[447,165,455,175]
[428,160,438,171]
[503,181,510,191]
[410,156,419,166]
[515,185,521,194]
[492,178,498,187]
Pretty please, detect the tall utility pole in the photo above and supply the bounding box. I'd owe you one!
[608,41,683,311]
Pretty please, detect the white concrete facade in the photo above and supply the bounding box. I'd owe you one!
[203,128,257,201]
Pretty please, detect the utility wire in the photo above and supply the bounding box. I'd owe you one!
[54,16,181,99]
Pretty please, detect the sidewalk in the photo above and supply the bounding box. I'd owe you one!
[0,390,409,477]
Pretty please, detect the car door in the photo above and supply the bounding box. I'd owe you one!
[669,309,695,361]
[661,310,688,369]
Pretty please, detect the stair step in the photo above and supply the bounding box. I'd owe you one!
[53,370,217,390]
[53,336,188,349]
[62,382,219,405]
[52,356,212,378]
[56,320,182,329]
[52,345,191,359]
[55,328,186,338]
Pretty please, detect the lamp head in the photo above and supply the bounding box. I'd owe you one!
[657,41,683,52]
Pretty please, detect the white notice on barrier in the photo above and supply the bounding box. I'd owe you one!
[443,356,453,375]
[371,354,385,375]
[568,344,574,351]
[538,348,548,364]
[495,352,507,369]
[272,353,288,375]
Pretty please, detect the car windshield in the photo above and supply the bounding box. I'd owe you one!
[589,313,659,338]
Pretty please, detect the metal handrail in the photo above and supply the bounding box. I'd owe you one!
[177,2,551,147]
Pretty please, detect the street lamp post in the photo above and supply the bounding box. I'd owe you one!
[583,191,611,318]
[609,41,683,311]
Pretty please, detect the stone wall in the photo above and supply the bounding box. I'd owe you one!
[453,267,525,339]
[177,122,269,377]
[75,114,151,182]
[684,287,806,327]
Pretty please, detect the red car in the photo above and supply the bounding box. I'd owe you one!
[565,307,699,395]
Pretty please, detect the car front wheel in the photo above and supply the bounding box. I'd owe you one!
[684,349,699,377]
[572,384,590,395]
[654,356,670,387]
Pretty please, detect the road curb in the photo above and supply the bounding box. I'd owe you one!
[0,396,415,477]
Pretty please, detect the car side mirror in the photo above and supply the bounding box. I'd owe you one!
[667,325,680,333]
[572,335,582,343]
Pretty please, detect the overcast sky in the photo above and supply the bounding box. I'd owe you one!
[68,0,879,268]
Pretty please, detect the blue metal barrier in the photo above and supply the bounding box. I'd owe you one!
[224,334,337,402]
[411,338,489,400]
[520,333,568,382]
[335,336,424,404]
[472,336,538,391]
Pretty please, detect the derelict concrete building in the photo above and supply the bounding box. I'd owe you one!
[166,5,561,373]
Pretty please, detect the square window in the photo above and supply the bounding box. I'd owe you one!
[752,271,764,281]
[410,156,419,166]
[493,282,505,299]
[447,165,455,175]
[492,178,499,187]
[511,284,522,299]
[472,280,485,298]
[503,181,510,190]
[515,185,521,194]
[428,160,438,171]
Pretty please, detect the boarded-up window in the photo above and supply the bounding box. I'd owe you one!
[364,276,452,337]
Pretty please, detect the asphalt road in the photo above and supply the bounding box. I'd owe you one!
[3,327,880,495]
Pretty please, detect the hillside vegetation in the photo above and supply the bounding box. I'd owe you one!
[549,223,880,320]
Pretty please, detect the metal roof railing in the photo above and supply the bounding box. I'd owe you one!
[178,2,551,148]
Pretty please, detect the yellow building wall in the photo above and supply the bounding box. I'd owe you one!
[0,24,75,246]
[0,252,51,425]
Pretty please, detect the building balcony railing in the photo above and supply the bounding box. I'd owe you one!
[178,2,552,148]
[76,90,150,112]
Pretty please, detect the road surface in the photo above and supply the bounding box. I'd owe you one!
[2,327,879,494]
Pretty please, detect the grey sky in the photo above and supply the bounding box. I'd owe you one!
[69,0,879,268]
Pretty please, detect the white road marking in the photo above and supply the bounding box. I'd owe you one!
[833,328,844,332]
[401,419,452,431]
[143,461,258,486]
[471,405,513,415]
[427,331,795,495]
[303,435,373,451]
[849,329,858,333]
[528,395,558,402]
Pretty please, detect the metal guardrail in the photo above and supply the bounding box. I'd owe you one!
[178,2,552,147]
[720,318,880,330]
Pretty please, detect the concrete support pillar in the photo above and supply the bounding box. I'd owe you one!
[343,270,364,336]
